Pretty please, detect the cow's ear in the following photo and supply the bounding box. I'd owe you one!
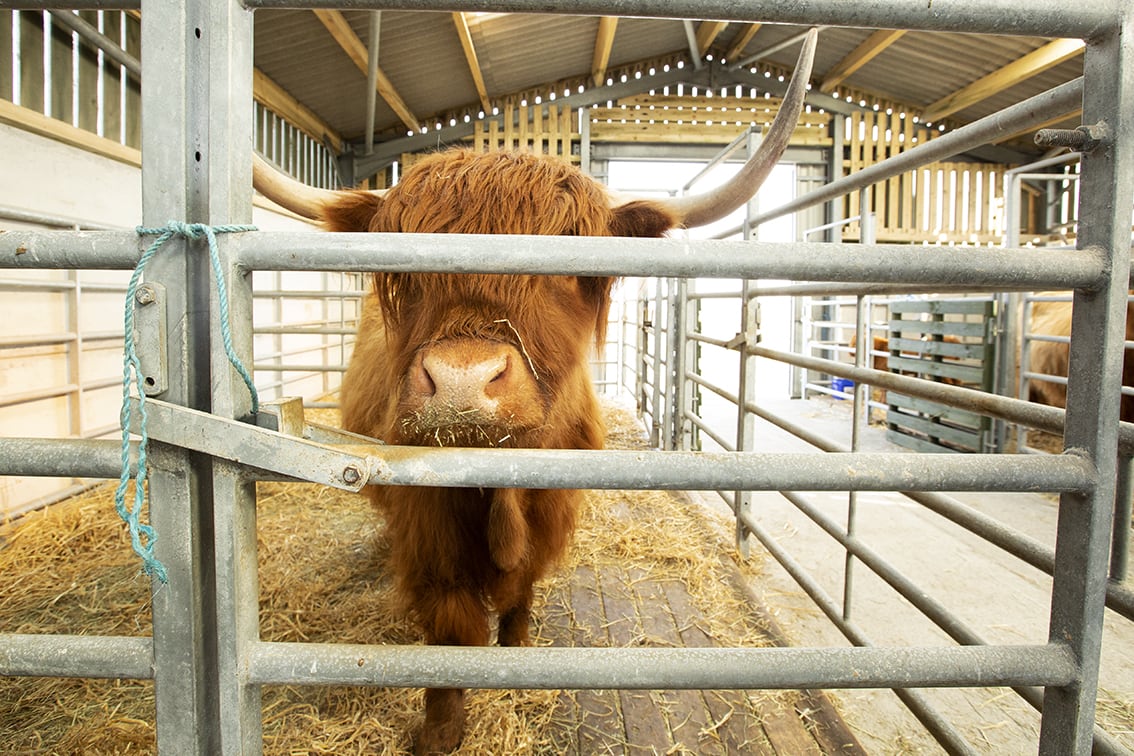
[608,200,677,238]
[321,191,385,232]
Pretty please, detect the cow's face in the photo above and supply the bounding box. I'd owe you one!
[324,151,673,448]
[254,30,818,448]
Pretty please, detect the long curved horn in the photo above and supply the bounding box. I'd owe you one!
[655,27,819,228]
[252,152,386,220]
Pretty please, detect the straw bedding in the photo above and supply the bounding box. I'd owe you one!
[1,402,781,754]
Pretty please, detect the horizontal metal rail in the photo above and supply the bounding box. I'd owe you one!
[747,342,1134,451]
[246,641,1078,690]
[0,634,153,679]
[0,435,1097,496]
[232,0,1119,39]
[0,232,1109,292]
[0,438,137,478]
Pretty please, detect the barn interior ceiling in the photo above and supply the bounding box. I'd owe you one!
[251,10,1086,173]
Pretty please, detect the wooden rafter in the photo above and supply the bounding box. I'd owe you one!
[694,20,728,57]
[723,23,761,64]
[452,13,492,114]
[253,68,343,153]
[311,9,419,133]
[592,16,619,86]
[922,38,1085,124]
[819,29,906,93]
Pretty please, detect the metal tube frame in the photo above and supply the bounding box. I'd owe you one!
[1,1,1131,755]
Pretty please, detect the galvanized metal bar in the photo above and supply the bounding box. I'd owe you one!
[747,343,1134,451]
[0,634,154,679]
[246,640,1077,690]
[719,400,1134,621]
[1040,15,1134,752]
[130,396,1096,493]
[132,399,370,491]
[233,233,1108,290]
[237,0,1119,39]
[2,230,1108,292]
[1114,455,1133,581]
[186,0,264,752]
[0,438,135,478]
[134,2,221,752]
[739,508,979,754]
[359,448,1094,493]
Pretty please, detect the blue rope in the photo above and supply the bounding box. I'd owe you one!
[118,221,258,583]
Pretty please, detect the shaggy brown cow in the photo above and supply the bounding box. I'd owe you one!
[1026,295,1134,421]
[253,29,816,754]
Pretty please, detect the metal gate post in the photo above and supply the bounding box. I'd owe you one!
[1039,14,1134,753]
[140,0,258,752]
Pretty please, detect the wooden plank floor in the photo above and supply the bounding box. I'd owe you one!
[532,485,866,755]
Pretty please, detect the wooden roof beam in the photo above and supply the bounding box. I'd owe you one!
[311,9,419,133]
[452,12,492,115]
[922,38,1085,124]
[591,16,619,86]
[723,23,761,64]
[819,29,906,93]
[695,20,729,57]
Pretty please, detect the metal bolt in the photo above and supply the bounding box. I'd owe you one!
[1034,122,1107,152]
[342,465,363,485]
[135,284,156,305]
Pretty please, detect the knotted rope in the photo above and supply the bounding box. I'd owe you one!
[118,221,258,583]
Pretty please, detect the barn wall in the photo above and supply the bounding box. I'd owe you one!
[0,122,337,520]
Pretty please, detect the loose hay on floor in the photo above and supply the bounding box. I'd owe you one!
[1,402,837,754]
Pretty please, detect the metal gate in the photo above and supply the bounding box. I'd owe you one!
[2,1,1133,754]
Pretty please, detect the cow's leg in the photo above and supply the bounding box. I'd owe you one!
[488,488,529,572]
[496,572,535,647]
[414,588,489,755]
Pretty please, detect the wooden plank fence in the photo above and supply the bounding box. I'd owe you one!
[843,111,1007,244]
[471,100,577,160]
[588,93,832,147]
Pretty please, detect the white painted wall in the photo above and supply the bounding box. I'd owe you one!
[0,124,334,518]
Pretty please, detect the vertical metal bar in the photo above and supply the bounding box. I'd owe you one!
[1113,454,1132,581]
[1040,16,1134,754]
[650,277,664,447]
[734,283,756,558]
[193,1,261,752]
[365,11,379,156]
[672,277,689,449]
[844,294,868,621]
[664,278,681,450]
[139,2,218,752]
[734,127,761,557]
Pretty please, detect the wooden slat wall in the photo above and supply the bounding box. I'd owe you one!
[472,100,578,161]
[844,112,1007,244]
[1,9,142,150]
[588,94,831,146]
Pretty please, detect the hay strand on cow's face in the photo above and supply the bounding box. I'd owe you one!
[1,401,771,754]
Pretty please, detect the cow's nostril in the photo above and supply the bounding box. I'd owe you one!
[412,353,438,397]
[488,357,509,385]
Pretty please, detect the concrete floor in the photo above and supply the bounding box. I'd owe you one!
[691,397,1134,753]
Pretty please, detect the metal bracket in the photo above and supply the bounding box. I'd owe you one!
[133,282,168,396]
[130,397,375,492]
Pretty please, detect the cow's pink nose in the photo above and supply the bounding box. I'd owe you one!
[411,341,515,411]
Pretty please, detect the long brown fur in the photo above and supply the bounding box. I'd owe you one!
[1027,296,1134,422]
[332,150,675,754]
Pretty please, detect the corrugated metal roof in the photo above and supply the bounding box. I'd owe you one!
[252,11,1084,156]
